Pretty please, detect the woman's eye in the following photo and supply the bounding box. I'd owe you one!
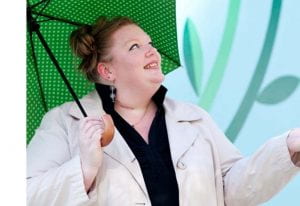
[129,43,139,51]
[149,42,156,49]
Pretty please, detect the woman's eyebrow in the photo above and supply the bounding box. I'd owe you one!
[123,36,152,46]
[124,39,139,46]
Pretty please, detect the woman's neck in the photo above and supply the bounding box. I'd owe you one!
[114,85,159,110]
[114,95,156,129]
[113,85,158,128]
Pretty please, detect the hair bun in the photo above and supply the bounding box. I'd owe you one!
[69,16,136,83]
[70,25,97,58]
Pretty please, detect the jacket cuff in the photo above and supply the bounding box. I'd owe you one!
[276,131,300,173]
[69,155,97,203]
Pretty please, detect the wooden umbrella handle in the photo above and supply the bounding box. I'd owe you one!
[100,114,115,147]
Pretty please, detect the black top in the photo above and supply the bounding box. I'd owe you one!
[95,83,179,206]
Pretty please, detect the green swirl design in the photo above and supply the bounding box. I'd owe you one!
[199,0,241,110]
[183,18,203,96]
[226,0,283,141]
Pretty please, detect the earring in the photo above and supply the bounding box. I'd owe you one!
[110,85,116,103]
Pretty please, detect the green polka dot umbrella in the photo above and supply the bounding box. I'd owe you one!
[27,0,180,143]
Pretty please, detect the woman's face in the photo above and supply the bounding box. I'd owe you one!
[106,24,164,91]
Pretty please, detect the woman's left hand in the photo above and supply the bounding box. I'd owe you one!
[286,128,300,167]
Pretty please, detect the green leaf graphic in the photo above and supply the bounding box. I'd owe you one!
[183,18,203,96]
[226,0,283,142]
[257,76,299,104]
[199,0,241,110]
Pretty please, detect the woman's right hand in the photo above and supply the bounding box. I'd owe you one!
[78,116,105,192]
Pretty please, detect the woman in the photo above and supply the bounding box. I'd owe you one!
[27,16,300,206]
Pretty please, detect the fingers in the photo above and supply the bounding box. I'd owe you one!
[292,152,300,167]
[287,128,300,153]
[80,116,103,127]
[79,117,105,143]
[80,117,104,132]
[91,127,103,149]
[86,124,102,140]
[85,121,103,137]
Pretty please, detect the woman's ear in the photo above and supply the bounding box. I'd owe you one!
[97,62,115,81]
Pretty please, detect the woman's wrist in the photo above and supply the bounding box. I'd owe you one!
[81,162,99,192]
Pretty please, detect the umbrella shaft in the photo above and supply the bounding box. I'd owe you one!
[35,29,88,117]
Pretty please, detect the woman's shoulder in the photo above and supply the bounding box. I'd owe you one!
[37,101,74,129]
[44,90,100,117]
[42,100,75,118]
[164,97,210,121]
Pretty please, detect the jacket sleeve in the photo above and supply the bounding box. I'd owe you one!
[202,110,300,206]
[27,106,96,206]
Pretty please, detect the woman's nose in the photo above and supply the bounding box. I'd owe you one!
[145,44,156,57]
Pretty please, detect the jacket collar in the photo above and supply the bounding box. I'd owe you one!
[69,89,203,122]
[69,90,105,119]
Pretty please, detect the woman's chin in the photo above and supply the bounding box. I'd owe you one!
[150,73,165,84]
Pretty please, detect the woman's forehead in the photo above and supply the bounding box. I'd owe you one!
[112,25,151,45]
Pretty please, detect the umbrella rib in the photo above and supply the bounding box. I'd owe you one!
[33,0,51,21]
[31,11,84,27]
[34,28,88,117]
[28,0,48,9]
[28,30,49,113]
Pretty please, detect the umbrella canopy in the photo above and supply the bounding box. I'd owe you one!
[27,0,180,143]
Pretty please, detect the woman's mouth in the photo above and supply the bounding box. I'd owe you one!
[144,62,158,69]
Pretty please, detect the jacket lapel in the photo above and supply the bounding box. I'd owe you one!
[68,90,105,118]
[164,98,203,166]
[102,129,149,197]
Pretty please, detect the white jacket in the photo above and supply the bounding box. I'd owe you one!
[27,90,300,206]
